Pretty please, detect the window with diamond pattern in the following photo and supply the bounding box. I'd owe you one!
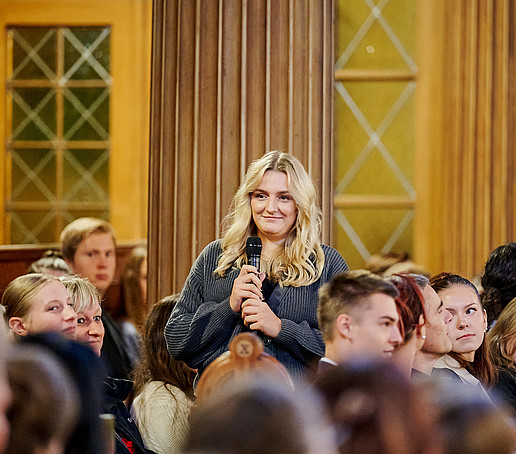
[6,26,111,244]
[334,0,416,269]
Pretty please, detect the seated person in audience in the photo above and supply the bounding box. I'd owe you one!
[435,379,515,454]
[60,217,132,380]
[18,332,106,454]
[5,344,79,454]
[386,274,427,378]
[412,274,453,378]
[314,359,441,454]
[430,272,495,400]
[364,251,429,277]
[0,319,11,454]
[316,270,402,374]
[131,295,195,454]
[2,273,77,340]
[59,274,155,454]
[480,242,516,323]
[60,275,104,357]
[27,249,72,276]
[487,297,516,412]
[118,245,148,366]
[185,378,335,454]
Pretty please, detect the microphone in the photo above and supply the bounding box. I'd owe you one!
[246,236,262,271]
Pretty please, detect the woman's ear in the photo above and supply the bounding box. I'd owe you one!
[8,317,29,336]
[483,308,488,332]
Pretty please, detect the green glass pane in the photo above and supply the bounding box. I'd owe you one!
[333,208,413,270]
[334,81,414,195]
[9,27,57,80]
[10,210,57,244]
[64,27,110,80]
[335,0,415,70]
[10,88,56,140]
[11,149,56,202]
[63,87,110,140]
[63,149,109,202]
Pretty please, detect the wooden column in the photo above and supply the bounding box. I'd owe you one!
[415,0,516,278]
[148,0,334,302]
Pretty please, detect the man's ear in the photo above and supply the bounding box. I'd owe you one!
[8,317,29,336]
[336,313,352,339]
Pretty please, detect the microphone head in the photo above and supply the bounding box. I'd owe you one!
[246,236,262,257]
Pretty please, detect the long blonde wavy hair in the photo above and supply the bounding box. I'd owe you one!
[214,151,324,287]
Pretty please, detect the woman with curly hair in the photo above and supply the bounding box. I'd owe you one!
[165,151,348,383]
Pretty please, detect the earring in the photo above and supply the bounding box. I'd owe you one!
[421,335,426,340]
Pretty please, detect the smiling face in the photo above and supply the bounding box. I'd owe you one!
[76,303,104,357]
[15,281,77,340]
[69,232,116,295]
[250,170,298,245]
[347,293,403,358]
[439,284,487,362]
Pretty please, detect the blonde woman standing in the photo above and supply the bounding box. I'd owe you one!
[166,151,348,383]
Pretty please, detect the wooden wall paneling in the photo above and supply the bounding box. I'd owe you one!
[244,0,266,162]
[415,0,516,279]
[289,1,308,165]
[414,0,446,275]
[267,0,289,153]
[148,0,177,306]
[196,0,219,254]
[149,0,334,299]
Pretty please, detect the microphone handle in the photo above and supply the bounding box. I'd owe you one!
[247,255,260,270]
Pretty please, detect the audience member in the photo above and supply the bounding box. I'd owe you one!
[131,295,195,454]
[315,359,440,454]
[430,273,495,397]
[185,378,335,454]
[19,332,106,454]
[435,382,515,454]
[166,151,348,383]
[480,243,516,322]
[316,270,402,374]
[2,273,77,340]
[5,344,79,454]
[60,217,132,380]
[412,274,453,377]
[364,251,429,277]
[386,274,427,378]
[118,245,148,365]
[58,275,154,454]
[0,317,11,454]
[487,297,516,412]
[27,249,72,276]
[60,275,104,357]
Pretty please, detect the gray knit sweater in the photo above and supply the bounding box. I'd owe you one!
[165,240,348,383]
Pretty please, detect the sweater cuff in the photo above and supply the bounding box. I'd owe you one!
[274,318,297,344]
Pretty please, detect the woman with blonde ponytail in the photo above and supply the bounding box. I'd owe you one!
[165,151,348,383]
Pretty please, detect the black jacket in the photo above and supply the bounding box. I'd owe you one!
[103,377,155,454]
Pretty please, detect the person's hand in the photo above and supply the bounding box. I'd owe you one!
[241,299,282,338]
[229,265,263,312]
